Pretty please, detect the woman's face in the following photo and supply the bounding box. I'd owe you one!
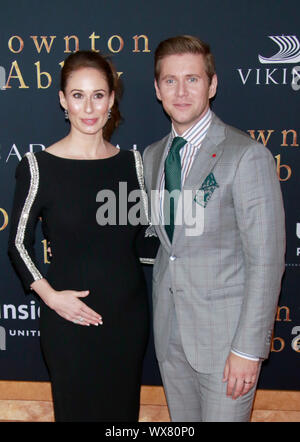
[59,67,114,136]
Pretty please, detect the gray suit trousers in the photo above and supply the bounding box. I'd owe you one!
[159,303,260,422]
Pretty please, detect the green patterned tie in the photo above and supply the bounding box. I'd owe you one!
[164,136,187,242]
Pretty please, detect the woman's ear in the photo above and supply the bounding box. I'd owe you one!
[109,90,115,110]
[59,90,67,110]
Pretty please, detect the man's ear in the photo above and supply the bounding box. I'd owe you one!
[154,79,162,101]
[208,74,218,100]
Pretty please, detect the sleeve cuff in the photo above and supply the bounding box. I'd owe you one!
[231,348,260,361]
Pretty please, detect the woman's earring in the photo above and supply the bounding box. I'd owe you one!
[108,109,112,119]
[64,109,69,120]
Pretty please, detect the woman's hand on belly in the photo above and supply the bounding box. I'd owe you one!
[49,289,103,326]
[31,278,103,326]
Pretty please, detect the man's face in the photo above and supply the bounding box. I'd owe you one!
[155,53,217,135]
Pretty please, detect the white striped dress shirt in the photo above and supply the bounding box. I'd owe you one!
[159,109,212,221]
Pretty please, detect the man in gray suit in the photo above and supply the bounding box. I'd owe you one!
[143,35,285,422]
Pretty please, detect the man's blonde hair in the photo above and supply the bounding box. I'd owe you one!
[155,35,216,84]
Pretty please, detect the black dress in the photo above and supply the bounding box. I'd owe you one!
[8,149,156,422]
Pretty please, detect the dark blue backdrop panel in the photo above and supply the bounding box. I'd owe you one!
[0,0,299,389]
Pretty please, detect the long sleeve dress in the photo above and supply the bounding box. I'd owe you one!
[8,148,157,422]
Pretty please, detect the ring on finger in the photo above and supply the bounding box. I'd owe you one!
[244,380,252,384]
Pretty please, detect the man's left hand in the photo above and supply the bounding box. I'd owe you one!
[223,352,260,400]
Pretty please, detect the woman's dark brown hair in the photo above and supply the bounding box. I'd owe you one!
[61,50,122,141]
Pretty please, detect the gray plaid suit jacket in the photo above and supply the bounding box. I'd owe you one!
[143,113,286,373]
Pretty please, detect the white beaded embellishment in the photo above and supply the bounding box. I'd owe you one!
[132,148,156,265]
[131,148,149,224]
[15,153,42,282]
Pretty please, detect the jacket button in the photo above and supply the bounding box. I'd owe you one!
[169,288,173,294]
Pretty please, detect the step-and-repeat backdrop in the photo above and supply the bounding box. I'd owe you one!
[0,0,299,389]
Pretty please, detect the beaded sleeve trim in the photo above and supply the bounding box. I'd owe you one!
[131,148,157,238]
[15,153,42,283]
[139,257,155,265]
[132,148,157,265]
[132,148,149,223]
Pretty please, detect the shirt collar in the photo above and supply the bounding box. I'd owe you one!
[171,108,212,148]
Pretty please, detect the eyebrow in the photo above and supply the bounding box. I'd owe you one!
[70,88,106,93]
[160,75,176,80]
[161,74,201,80]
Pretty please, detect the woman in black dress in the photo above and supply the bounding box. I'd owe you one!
[8,51,156,422]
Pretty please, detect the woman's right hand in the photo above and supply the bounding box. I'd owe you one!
[48,289,103,326]
[31,278,103,326]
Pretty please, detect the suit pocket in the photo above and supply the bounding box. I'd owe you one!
[208,283,244,307]
[208,285,244,349]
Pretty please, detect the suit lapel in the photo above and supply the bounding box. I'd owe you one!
[149,114,227,248]
[172,114,226,245]
[184,115,226,191]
